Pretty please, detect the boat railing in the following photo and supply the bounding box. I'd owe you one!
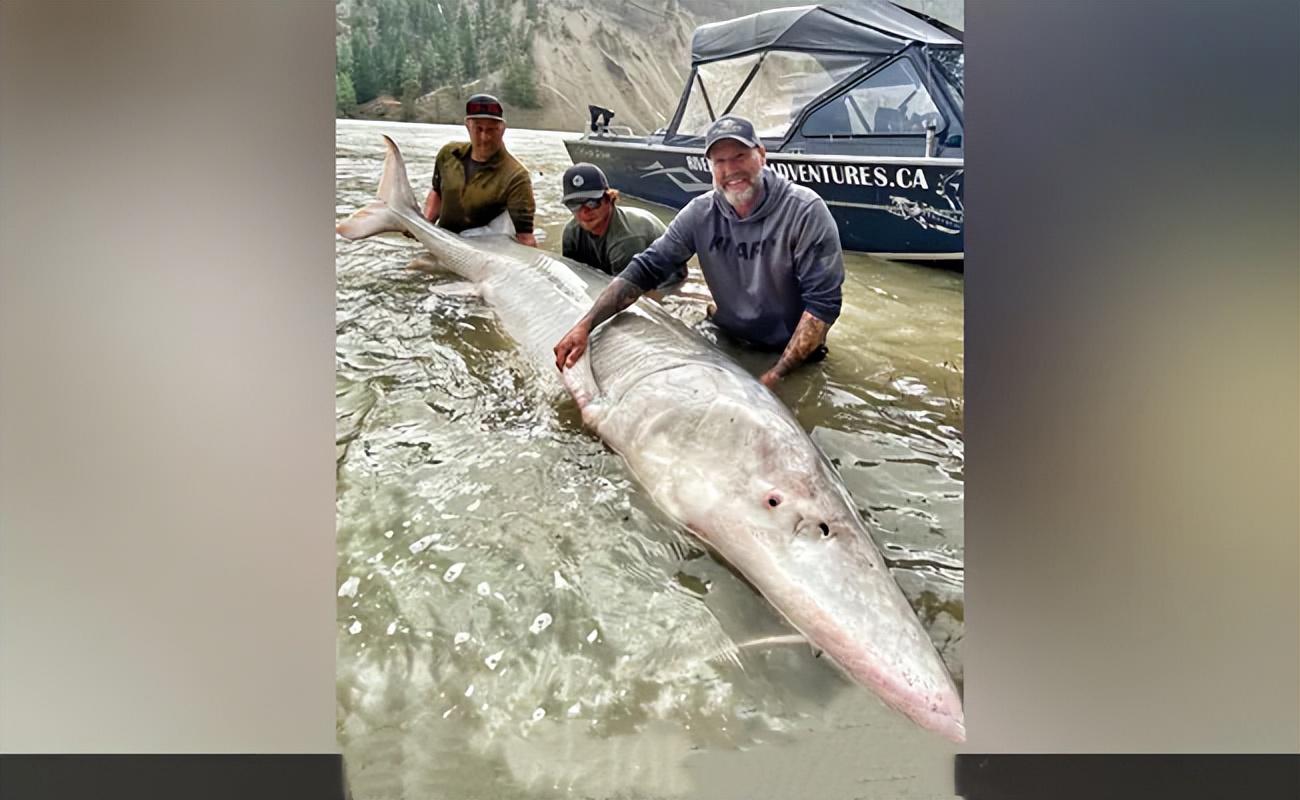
[593,125,636,137]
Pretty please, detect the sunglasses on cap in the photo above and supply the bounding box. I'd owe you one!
[564,196,605,212]
[466,100,503,117]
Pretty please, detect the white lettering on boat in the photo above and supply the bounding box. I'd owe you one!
[762,160,931,192]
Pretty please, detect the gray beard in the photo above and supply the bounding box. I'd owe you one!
[717,179,758,208]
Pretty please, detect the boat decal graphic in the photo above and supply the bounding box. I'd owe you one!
[640,161,712,193]
[883,197,963,234]
[835,168,964,235]
[884,168,964,234]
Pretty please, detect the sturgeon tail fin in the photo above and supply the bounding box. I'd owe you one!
[336,135,420,240]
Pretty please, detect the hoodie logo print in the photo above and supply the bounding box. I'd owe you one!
[709,235,774,260]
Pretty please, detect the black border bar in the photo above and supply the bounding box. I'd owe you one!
[0,755,348,800]
[956,754,1300,799]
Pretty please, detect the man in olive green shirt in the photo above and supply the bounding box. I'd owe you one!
[561,163,687,289]
[423,94,537,246]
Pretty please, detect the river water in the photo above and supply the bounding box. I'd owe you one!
[335,119,964,799]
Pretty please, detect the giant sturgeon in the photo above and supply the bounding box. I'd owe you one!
[337,136,965,742]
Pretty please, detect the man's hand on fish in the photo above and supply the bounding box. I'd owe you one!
[554,322,591,370]
[554,277,647,371]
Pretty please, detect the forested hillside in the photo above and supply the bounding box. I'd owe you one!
[336,0,962,133]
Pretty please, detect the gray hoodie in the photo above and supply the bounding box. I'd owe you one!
[619,167,844,349]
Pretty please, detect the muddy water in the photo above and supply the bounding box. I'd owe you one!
[335,119,963,799]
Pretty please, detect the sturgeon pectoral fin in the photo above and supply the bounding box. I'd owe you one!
[735,633,810,652]
[742,634,824,659]
[430,281,481,299]
[702,633,813,671]
[406,254,442,274]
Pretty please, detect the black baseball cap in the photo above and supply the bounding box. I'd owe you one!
[562,163,610,203]
[704,115,760,155]
[465,93,504,121]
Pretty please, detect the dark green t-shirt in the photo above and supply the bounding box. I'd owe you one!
[562,205,687,287]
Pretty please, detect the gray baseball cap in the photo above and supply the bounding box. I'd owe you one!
[562,163,610,203]
[704,115,760,155]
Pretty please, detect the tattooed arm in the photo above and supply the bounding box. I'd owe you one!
[761,197,843,389]
[759,311,831,389]
[553,277,645,370]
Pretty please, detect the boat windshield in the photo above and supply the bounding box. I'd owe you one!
[677,51,870,139]
[801,57,944,137]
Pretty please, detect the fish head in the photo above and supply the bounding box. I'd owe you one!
[644,378,965,742]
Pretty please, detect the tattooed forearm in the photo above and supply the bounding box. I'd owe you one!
[770,311,830,379]
[582,277,645,330]
[554,278,646,370]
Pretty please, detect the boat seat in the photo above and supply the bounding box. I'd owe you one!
[873,106,909,133]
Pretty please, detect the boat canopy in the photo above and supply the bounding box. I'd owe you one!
[667,3,962,144]
[690,4,960,65]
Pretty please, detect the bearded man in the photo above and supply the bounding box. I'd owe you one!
[553,115,844,389]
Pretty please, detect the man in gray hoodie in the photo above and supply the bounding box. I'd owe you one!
[553,115,845,389]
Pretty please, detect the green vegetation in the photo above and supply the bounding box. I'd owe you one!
[335,0,542,116]
[336,70,358,116]
[336,38,358,116]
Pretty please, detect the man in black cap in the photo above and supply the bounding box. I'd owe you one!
[554,114,844,390]
[561,163,686,291]
[422,93,537,246]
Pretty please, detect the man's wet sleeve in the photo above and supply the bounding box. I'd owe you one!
[608,235,648,274]
[561,221,578,260]
[431,146,446,191]
[617,201,700,291]
[793,199,845,325]
[505,170,535,234]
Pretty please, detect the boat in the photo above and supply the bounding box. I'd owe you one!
[563,2,965,263]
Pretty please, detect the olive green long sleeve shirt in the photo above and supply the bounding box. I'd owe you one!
[432,142,535,234]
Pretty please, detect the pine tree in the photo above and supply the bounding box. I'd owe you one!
[501,55,539,109]
[475,0,488,35]
[337,71,358,117]
[457,7,479,78]
[419,42,440,93]
[447,38,467,95]
[350,29,379,103]
[401,76,421,121]
[336,38,353,77]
